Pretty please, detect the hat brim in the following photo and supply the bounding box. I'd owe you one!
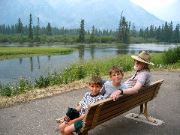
[131,55,154,65]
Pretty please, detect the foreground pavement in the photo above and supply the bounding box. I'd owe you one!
[0,71,180,135]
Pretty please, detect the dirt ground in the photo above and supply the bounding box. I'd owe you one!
[0,71,180,135]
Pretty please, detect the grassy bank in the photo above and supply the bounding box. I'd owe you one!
[0,47,74,59]
[0,47,180,97]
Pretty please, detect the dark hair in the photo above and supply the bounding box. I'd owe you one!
[143,63,150,71]
[109,66,124,76]
[88,75,103,87]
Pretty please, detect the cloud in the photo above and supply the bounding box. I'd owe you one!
[45,0,60,8]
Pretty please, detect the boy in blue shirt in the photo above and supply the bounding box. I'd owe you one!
[101,66,126,98]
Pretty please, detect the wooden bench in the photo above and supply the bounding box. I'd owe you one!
[78,79,164,135]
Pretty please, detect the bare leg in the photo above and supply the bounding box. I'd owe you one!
[59,122,67,135]
[64,124,76,135]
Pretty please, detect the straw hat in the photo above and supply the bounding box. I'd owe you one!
[131,51,154,65]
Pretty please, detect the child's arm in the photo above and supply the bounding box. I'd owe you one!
[123,81,143,94]
[110,81,143,101]
[75,104,81,112]
[67,114,85,125]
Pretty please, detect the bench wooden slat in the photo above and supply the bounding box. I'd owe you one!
[85,85,158,120]
[99,92,154,119]
[101,89,155,112]
[84,90,154,121]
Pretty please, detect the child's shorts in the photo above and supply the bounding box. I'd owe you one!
[74,120,83,133]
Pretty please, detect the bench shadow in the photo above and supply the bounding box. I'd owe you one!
[89,115,165,135]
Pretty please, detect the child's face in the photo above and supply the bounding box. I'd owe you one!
[110,72,123,85]
[134,60,145,71]
[88,83,102,96]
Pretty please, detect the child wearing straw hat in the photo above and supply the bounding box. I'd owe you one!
[110,51,154,101]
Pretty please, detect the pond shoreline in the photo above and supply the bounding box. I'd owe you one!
[0,47,74,60]
[0,69,179,109]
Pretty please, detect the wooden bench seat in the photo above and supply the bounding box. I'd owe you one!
[79,79,164,135]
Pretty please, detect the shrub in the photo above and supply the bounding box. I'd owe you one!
[35,76,50,88]
[17,78,32,93]
[0,83,12,97]
[163,46,180,64]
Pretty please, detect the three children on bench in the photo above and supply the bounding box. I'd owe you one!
[59,51,154,135]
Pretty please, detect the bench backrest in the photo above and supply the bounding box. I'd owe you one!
[81,79,164,131]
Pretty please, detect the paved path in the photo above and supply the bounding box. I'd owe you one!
[0,71,180,135]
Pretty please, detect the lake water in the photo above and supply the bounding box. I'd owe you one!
[0,43,178,84]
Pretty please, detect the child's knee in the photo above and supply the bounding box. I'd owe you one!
[64,128,70,134]
[64,126,73,135]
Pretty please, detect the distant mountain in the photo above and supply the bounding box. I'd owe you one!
[0,0,164,30]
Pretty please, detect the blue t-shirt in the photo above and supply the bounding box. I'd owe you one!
[101,81,127,99]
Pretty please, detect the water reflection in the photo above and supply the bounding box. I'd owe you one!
[116,44,129,55]
[78,45,85,60]
[19,58,23,64]
[37,56,40,69]
[48,55,51,61]
[0,43,178,84]
[30,57,33,72]
[18,55,52,72]
[128,49,136,54]
[90,45,95,59]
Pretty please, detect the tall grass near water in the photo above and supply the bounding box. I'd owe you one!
[0,47,180,97]
[0,47,73,60]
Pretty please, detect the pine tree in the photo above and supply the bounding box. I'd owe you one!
[144,27,149,39]
[168,21,173,42]
[173,24,180,43]
[46,22,52,35]
[163,22,169,42]
[117,15,130,43]
[149,25,155,38]
[28,13,33,40]
[156,26,161,41]
[78,19,85,42]
[90,25,95,42]
[17,18,23,34]
[35,17,40,41]
[131,24,137,37]
[139,28,144,37]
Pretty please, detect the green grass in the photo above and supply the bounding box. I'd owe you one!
[0,47,74,59]
[130,36,158,43]
[0,47,74,55]
[0,48,180,97]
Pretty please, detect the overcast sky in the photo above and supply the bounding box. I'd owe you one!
[130,0,180,22]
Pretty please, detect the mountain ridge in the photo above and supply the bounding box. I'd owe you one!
[0,0,164,30]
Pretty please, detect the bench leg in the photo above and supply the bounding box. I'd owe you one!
[125,102,164,126]
[143,102,156,123]
[140,104,143,114]
[132,104,144,118]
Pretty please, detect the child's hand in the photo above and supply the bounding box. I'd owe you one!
[110,90,121,101]
[64,116,70,122]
